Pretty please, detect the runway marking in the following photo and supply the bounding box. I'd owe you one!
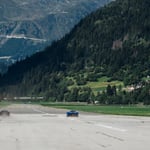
[31,108,48,114]
[32,108,65,118]
[100,132,124,141]
[96,123,127,132]
[69,118,75,121]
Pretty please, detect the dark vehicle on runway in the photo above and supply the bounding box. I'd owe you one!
[0,110,10,117]
[66,110,79,117]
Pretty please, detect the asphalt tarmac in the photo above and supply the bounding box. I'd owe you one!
[0,104,150,150]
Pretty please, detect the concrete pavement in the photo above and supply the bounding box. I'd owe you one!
[0,104,150,150]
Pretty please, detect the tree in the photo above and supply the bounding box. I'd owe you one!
[106,85,113,96]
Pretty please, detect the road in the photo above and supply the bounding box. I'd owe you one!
[0,104,150,150]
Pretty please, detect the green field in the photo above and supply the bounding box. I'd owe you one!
[41,103,150,116]
[87,77,123,92]
[0,101,11,107]
[68,76,124,94]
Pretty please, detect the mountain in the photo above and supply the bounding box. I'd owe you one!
[0,0,111,72]
[0,0,149,103]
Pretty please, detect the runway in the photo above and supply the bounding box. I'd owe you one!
[0,104,150,150]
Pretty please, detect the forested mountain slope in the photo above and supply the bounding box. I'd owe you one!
[0,0,149,103]
[0,0,111,72]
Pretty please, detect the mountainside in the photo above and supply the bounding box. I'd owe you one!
[0,0,150,103]
[0,0,111,72]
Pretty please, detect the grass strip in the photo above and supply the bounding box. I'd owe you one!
[41,103,150,116]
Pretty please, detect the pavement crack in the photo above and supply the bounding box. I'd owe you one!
[97,132,124,142]
[98,144,107,148]
[15,138,20,150]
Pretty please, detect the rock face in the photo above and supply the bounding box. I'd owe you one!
[0,0,112,72]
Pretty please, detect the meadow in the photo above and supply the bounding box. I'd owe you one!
[41,103,150,116]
